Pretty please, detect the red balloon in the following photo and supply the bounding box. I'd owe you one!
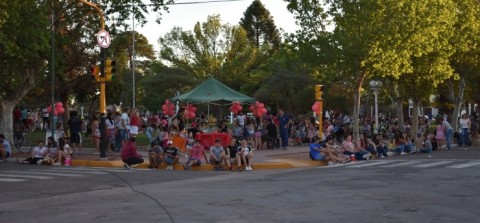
[260,107,267,114]
[57,107,65,114]
[55,102,63,108]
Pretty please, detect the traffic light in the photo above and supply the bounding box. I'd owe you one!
[105,59,116,81]
[315,84,323,100]
[90,65,100,82]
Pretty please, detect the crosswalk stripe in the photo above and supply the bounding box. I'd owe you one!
[446,161,480,169]
[1,171,84,177]
[0,173,54,179]
[347,161,391,168]
[0,178,25,182]
[39,169,106,175]
[413,161,454,168]
[380,161,421,168]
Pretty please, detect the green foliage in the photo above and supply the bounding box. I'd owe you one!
[240,0,281,52]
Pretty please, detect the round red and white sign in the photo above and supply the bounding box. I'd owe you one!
[97,30,111,48]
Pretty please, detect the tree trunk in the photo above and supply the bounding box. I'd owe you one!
[353,89,361,139]
[393,83,405,130]
[449,76,465,132]
[0,102,16,143]
[411,100,420,139]
[0,69,37,144]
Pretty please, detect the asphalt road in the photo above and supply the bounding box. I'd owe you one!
[0,155,479,223]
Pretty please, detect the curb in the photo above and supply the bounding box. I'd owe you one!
[70,159,328,170]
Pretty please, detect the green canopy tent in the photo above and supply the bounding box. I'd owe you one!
[171,77,255,123]
[171,77,255,104]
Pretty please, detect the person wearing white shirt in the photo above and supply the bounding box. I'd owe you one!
[459,113,471,149]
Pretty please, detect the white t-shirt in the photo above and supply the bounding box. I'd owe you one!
[459,118,470,129]
[121,112,130,130]
[237,115,245,126]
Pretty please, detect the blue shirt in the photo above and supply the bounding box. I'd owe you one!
[278,114,290,130]
[3,140,11,153]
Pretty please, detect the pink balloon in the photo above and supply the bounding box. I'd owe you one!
[57,107,65,114]
[261,108,267,114]
[258,103,264,108]
[249,104,255,112]
[55,102,63,108]
[312,103,319,111]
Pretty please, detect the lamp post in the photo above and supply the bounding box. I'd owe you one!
[370,80,382,134]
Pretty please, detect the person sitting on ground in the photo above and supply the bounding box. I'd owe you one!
[209,139,226,171]
[148,141,165,169]
[121,137,144,169]
[224,138,239,171]
[237,139,254,171]
[163,140,180,170]
[183,140,208,170]
[43,136,58,165]
[341,134,370,160]
[359,133,378,157]
[374,134,389,158]
[0,134,12,163]
[18,140,48,164]
[56,137,72,166]
[420,133,433,153]
[311,136,349,164]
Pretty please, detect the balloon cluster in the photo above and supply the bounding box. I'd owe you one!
[229,101,243,115]
[161,99,175,116]
[249,101,268,118]
[47,102,65,116]
[183,104,197,120]
[312,101,321,115]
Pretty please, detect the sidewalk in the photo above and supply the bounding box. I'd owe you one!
[9,144,327,170]
[9,144,478,170]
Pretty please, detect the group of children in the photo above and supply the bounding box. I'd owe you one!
[17,136,72,166]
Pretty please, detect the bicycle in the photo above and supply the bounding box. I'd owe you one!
[13,131,33,153]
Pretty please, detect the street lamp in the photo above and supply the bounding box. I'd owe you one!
[370,80,382,134]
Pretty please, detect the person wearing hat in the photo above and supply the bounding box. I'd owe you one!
[121,137,144,169]
[164,140,179,170]
[209,139,226,171]
[148,141,165,168]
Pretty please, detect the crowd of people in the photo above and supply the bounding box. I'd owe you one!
[4,103,479,170]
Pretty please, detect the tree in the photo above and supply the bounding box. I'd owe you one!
[286,0,456,138]
[0,1,50,140]
[239,0,281,53]
[159,14,258,91]
[447,0,480,131]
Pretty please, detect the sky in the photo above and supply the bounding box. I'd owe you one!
[135,0,298,53]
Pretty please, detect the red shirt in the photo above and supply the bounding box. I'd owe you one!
[130,115,140,127]
[121,141,140,160]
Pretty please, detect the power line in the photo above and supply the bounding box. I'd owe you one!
[133,0,245,7]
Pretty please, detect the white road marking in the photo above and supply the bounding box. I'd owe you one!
[446,161,480,169]
[413,161,454,168]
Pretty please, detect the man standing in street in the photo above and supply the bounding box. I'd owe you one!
[67,111,83,155]
[278,109,293,150]
[121,137,144,169]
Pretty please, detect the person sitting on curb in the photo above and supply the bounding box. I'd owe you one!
[237,139,254,171]
[121,137,144,169]
[0,134,12,163]
[56,137,72,166]
[183,140,208,170]
[209,139,226,171]
[311,136,349,164]
[420,133,433,153]
[42,136,58,165]
[164,140,180,170]
[224,138,239,171]
[18,140,48,164]
[148,141,165,169]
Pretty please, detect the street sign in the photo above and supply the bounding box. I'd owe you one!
[97,30,111,48]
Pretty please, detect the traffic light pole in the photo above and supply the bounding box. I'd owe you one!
[99,48,107,159]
